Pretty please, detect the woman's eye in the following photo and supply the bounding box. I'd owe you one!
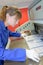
[16,19,17,21]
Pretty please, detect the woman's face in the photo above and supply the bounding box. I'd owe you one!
[6,14,19,27]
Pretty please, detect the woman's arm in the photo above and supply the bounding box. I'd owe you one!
[9,30,21,37]
[0,34,26,61]
[0,48,26,61]
[0,28,26,61]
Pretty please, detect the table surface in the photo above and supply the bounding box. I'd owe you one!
[4,39,43,65]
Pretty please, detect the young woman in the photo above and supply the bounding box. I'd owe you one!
[0,6,40,65]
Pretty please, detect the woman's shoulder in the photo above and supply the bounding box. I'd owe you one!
[0,20,4,25]
[0,20,4,29]
[0,20,3,23]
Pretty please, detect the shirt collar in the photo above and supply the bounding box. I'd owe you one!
[0,20,7,30]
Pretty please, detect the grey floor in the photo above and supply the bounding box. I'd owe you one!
[4,39,43,65]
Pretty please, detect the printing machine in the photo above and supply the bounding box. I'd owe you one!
[4,21,43,65]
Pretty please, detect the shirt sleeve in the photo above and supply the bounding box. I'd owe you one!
[0,47,26,61]
[3,48,26,61]
[0,27,26,61]
[0,34,26,61]
[0,31,26,61]
[9,30,21,37]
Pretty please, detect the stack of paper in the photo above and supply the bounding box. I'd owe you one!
[24,34,43,57]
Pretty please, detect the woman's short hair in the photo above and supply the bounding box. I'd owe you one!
[0,6,22,21]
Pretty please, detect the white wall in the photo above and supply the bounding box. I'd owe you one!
[30,0,43,20]
[0,0,34,9]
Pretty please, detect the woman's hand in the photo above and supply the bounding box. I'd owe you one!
[21,33,27,38]
[26,49,40,62]
[20,31,28,38]
[21,31,31,38]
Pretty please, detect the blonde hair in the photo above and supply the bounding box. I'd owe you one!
[0,6,22,21]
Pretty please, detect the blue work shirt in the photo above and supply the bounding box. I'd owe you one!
[0,20,26,61]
